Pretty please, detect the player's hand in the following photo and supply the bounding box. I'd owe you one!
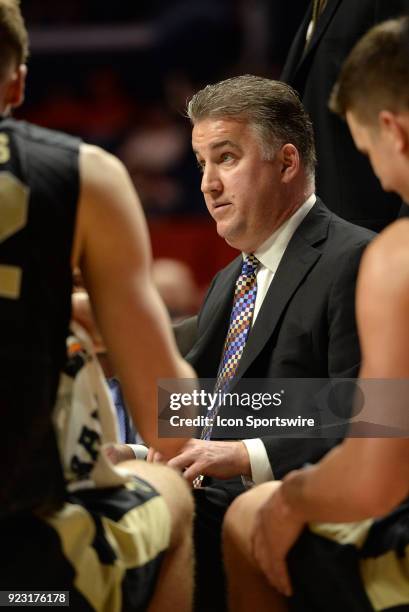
[105,443,136,465]
[147,447,165,463]
[72,290,105,352]
[251,483,304,597]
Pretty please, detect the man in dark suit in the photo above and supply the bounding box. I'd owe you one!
[161,75,373,611]
[281,0,409,232]
[223,16,409,612]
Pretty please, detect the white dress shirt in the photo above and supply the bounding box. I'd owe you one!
[242,194,316,484]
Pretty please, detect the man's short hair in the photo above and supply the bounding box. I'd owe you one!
[0,0,28,77]
[330,16,409,124]
[186,75,316,179]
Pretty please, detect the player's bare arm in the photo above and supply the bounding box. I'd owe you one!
[281,220,409,522]
[72,144,196,458]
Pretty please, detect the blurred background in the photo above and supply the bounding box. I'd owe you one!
[20,0,310,311]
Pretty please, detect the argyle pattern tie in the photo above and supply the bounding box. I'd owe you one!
[193,253,259,488]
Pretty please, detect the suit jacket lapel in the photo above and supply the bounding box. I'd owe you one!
[280,5,312,81]
[281,0,342,80]
[235,200,330,380]
[186,257,241,370]
[303,0,342,62]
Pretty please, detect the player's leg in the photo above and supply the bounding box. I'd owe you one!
[120,460,194,612]
[222,482,288,612]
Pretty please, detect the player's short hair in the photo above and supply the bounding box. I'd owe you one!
[0,0,29,78]
[330,16,409,124]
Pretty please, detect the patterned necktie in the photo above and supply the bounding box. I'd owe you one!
[193,254,259,487]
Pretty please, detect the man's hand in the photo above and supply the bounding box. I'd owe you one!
[166,439,251,483]
[251,482,305,597]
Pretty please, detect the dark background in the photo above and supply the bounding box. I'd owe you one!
[19,0,310,288]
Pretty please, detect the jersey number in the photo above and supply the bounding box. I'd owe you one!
[0,162,29,299]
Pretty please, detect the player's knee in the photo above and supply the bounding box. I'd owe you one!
[223,493,244,547]
[224,481,278,541]
[223,485,265,551]
[223,505,249,575]
[169,469,194,527]
[155,466,194,541]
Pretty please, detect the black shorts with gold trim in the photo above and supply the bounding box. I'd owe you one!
[288,501,409,612]
[0,477,171,611]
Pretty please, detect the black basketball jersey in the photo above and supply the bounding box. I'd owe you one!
[0,117,80,516]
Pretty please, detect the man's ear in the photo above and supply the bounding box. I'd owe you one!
[5,64,27,110]
[279,143,300,183]
[378,110,408,154]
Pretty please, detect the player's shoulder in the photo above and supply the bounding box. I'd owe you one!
[360,218,409,296]
[79,143,132,200]
[80,143,126,175]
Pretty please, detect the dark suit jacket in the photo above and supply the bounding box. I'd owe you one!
[186,199,374,479]
[281,0,409,232]
[173,316,198,357]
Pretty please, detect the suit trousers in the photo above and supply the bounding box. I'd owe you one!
[193,477,244,612]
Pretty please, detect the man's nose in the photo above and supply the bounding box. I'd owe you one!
[201,164,222,195]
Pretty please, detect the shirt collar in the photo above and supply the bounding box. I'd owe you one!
[248,193,316,274]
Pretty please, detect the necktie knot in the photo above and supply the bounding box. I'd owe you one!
[242,253,258,276]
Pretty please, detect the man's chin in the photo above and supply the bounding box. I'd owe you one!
[216,222,253,252]
[223,234,249,253]
[217,226,238,249]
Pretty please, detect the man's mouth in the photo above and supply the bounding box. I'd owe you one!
[214,201,231,210]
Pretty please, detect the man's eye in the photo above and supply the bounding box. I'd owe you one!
[220,152,236,165]
[196,161,205,173]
